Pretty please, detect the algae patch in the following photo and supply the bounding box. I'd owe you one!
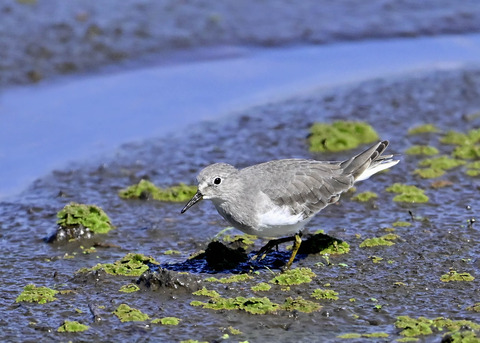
[269,267,315,286]
[205,274,253,283]
[57,320,89,332]
[395,315,480,338]
[16,284,58,304]
[119,179,196,202]
[251,282,272,292]
[418,156,466,170]
[113,304,150,322]
[405,145,439,156]
[191,296,279,315]
[311,288,339,301]
[57,202,113,234]
[308,121,379,152]
[386,183,429,203]
[119,283,140,293]
[408,124,440,134]
[281,296,321,313]
[352,191,378,202]
[359,234,399,248]
[79,253,159,277]
[440,270,475,282]
[151,317,181,325]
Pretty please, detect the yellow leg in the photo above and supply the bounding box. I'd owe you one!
[282,233,302,271]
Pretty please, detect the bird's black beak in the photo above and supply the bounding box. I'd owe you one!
[181,190,203,213]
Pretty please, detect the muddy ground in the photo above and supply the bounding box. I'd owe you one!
[2,0,480,87]
[1,67,479,342]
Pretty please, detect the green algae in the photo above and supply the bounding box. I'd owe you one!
[281,296,321,313]
[418,156,466,170]
[392,221,412,227]
[370,255,383,263]
[443,330,480,343]
[118,179,196,202]
[338,332,389,339]
[79,253,160,277]
[440,270,475,282]
[269,267,316,286]
[359,234,399,248]
[205,273,253,283]
[413,168,445,179]
[386,183,429,203]
[119,283,140,293]
[57,202,113,234]
[191,296,279,315]
[441,128,480,145]
[228,326,242,335]
[163,249,181,255]
[192,287,221,298]
[151,317,181,325]
[221,233,257,248]
[16,284,58,304]
[180,340,208,343]
[251,282,272,292]
[352,191,378,202]
[396,337,420,342]
[453,144,480,159]
[466,162,480,176]
[57,320,89,333]
[113,304,150,322]
[311,288,339,301]
[405,145,439,156]
[308,121,379,152]
[395,316,480,338]
[408,124,440,134]
[467,303,480,312]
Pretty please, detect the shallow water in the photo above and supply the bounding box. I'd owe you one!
[1,66,480,342]
[3,33,480,199]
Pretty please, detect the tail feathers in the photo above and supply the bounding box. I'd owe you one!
[341,140,399,182]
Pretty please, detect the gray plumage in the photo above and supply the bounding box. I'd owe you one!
[182,140,399,238]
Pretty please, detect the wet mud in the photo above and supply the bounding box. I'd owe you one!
[2,68,480,342]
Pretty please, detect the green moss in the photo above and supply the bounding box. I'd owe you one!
[453,144,480,159]
[308,121,379,152]
[408,124,440,134]
[113,304,150,322]
[281,297,322,313]
[81,253,159,277]
[205,274,253,283]
[418,156,466,170]
[163,249,181,255]
[396,338,420,342]
[352,191,378,202]
[151,317,181,325]
[57,202,113,234]
[57,320,89,333]
[466,303,480,312]
[405,145,439,156]
[413,168,445,179]
[338,333,362,339]
[180,341,208,343]
[466,162,480,177]
[392,221,412,227]
[119,283,140,293]
[386,183,429,203]
[192,287,221,298]
[359,234,398,248]
[440,270,475,282]
[370,255,383,263]
[118,179,196,202]
[396,316,434,337]
[443,330,480,343]
[311,288,339,300]
[191,296,279,315]
[441,129,480,145]
[269,268,316,286]
[251,282,272,292]
[221,233,257,248]
[228,326,242,335]
[16,284,58,304]
[363,332,389,338]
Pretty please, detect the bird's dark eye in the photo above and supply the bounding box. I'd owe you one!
[214,177,221,185]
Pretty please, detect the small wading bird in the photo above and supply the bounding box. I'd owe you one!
[181,140,399,270]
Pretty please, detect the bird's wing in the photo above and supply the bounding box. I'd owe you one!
[244,159,354,218]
